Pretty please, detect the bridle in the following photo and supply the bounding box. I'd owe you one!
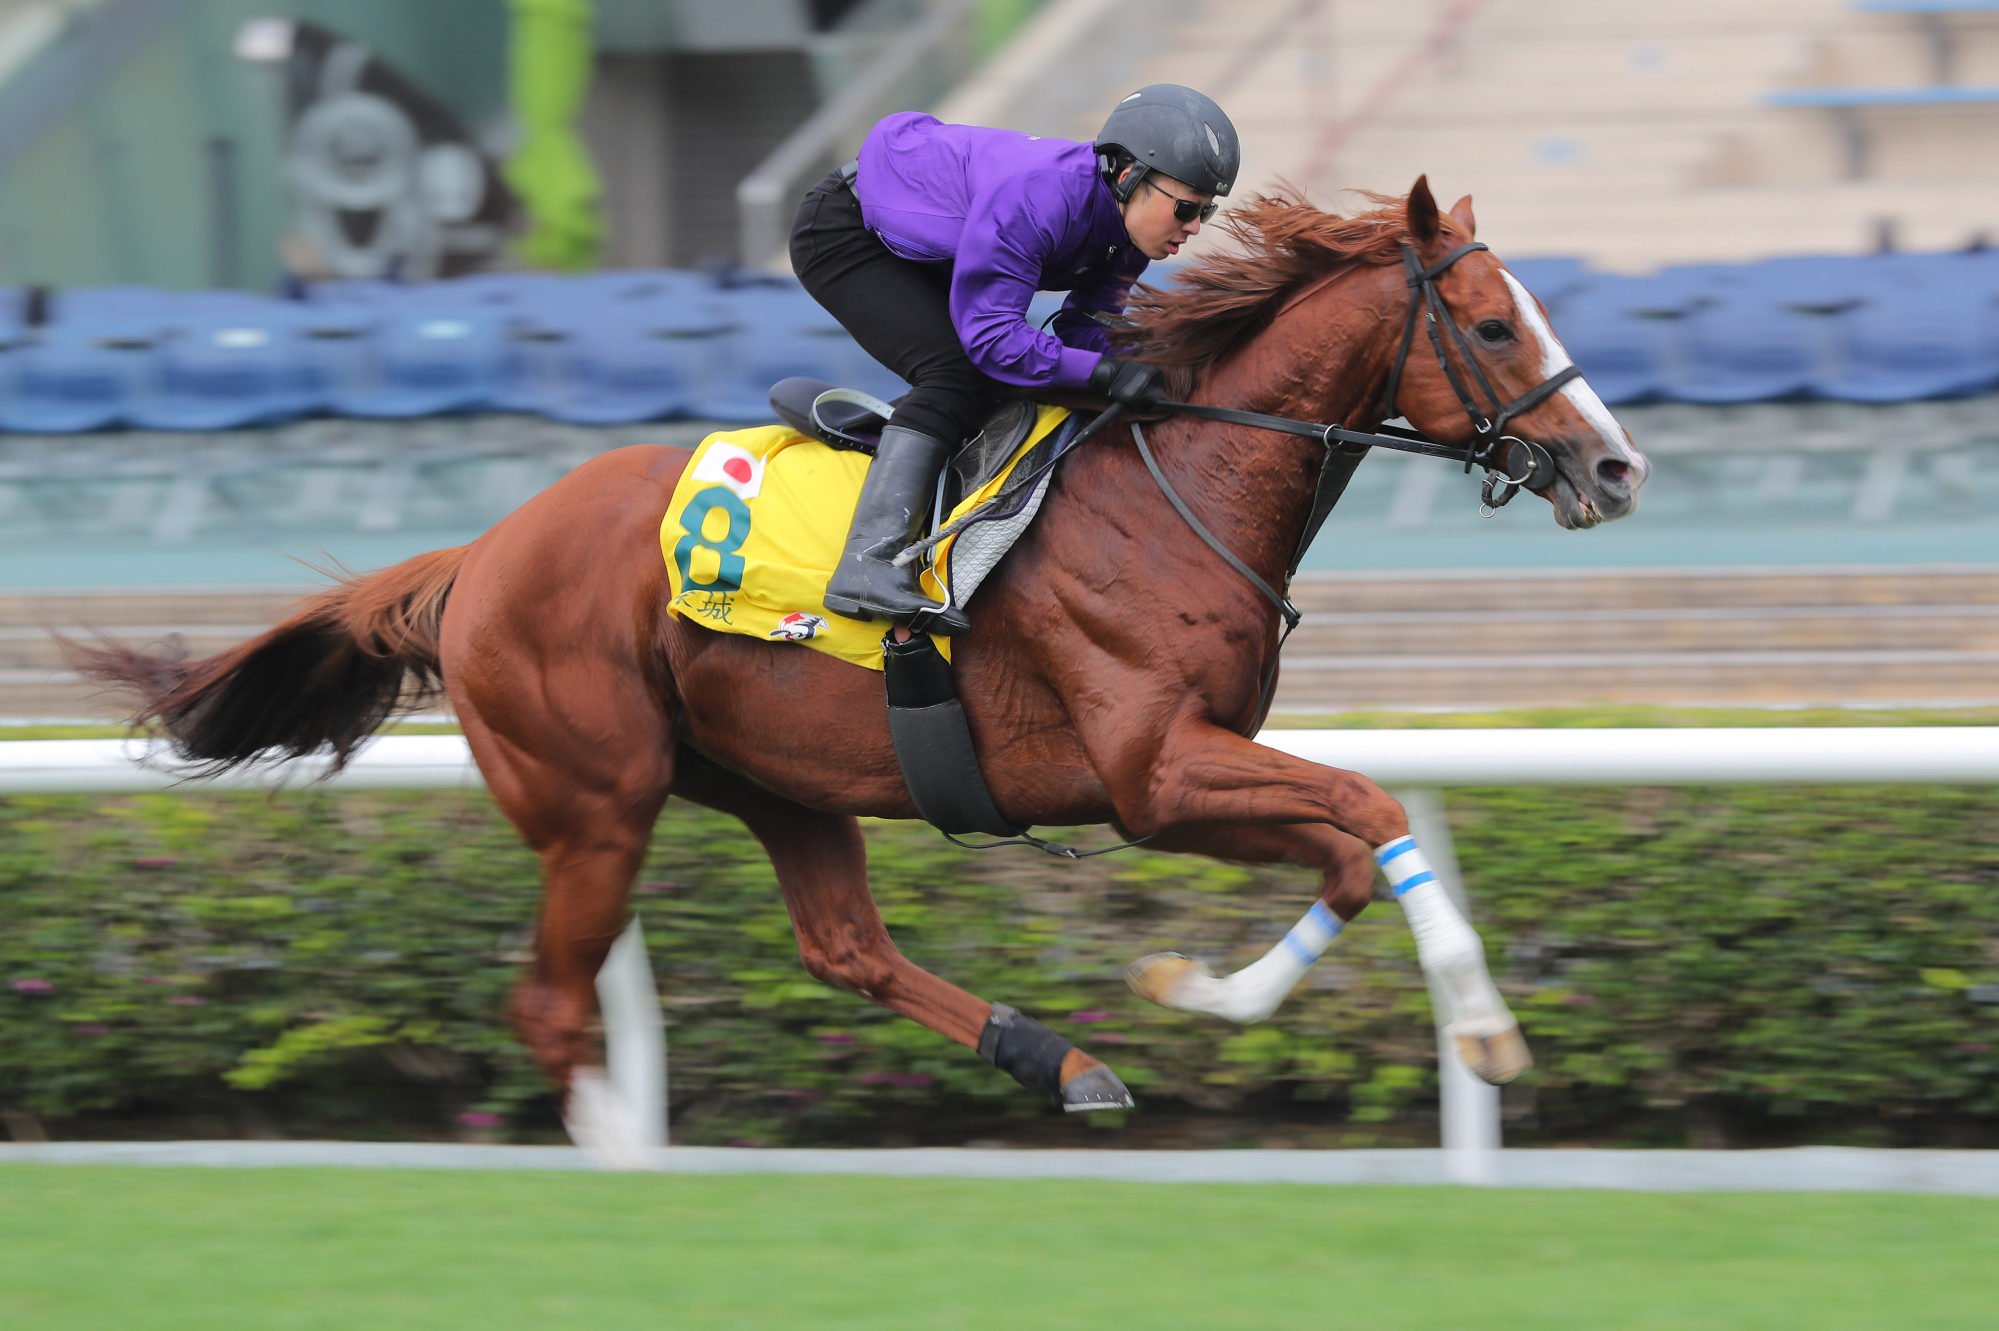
[1385,241,1581,500]
[1152,240,1581,533]
[1128,239,1588,705]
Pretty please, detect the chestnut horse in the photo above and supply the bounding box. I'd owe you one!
[68,179,1648,1155]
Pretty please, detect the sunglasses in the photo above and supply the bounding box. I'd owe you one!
[1144,177,1219,225]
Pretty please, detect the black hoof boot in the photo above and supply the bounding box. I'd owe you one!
[823,425,971,636]
[978,1002,1133,1112]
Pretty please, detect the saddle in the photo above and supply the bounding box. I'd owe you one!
[767,376,1046,514]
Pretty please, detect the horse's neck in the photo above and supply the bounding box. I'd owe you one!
[1134,273,1398,584]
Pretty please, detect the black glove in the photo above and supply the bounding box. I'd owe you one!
[1088,357,1165,406]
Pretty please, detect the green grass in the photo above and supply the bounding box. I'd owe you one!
[0,1168,1992,1330]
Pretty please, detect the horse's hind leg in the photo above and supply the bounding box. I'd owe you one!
[672,754,1133,1112]
[1125,823,1378,1025]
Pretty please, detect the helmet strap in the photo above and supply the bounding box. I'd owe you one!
[1100,152,1147,203]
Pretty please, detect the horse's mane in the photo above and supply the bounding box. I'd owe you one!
[1117,188,1465,371]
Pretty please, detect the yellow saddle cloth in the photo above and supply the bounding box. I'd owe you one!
[660,404,1071,669]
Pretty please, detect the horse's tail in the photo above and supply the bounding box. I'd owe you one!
[61,546,468,776]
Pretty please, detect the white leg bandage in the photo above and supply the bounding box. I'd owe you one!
[1376,834,1511,1039]
[1376,835,1482,972]
[1153,900,1344,1024]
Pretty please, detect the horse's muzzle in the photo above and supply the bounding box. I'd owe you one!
[1549,442,1649,529]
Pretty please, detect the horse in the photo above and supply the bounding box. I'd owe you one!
[65,177,1649,1158]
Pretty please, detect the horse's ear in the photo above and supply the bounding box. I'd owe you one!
[1449,194,1476,238]
[1406,175,1440,244]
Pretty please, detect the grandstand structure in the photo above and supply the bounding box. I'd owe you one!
[1,0,1997,719]
[971,0,1999,267]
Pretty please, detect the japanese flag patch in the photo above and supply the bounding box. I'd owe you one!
[688,442,766,500]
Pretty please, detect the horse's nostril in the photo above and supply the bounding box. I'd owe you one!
[1596,457,1633,491]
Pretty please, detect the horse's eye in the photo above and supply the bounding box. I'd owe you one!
[1476,319,1514,344]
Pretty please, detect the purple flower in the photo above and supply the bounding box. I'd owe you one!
[1069,1008,1110,1025]
[168,994,207,1007]
[74,1023,112,1038]
[456,1111,504,1128]
[1954,1042,1991,1054]
[636,880,684,895]
[133,857,176,870]
[817,1031,855,1046]
[10,979,53,995]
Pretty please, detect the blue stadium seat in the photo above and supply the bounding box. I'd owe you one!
[53,285,179,326]
[1551,279,1691,404]
[1501,256,1594,311]
[8,253,1996,432]
[325,306,507,419]
[431,271,568,307]
[508,298,733,425]
[1670,295,1824,404]
[0,325,152,432]
[491,270,746,420]
[693,277,903,422]
[286,305,378,417]
[0,289,184,432]
[1812,284,1999,401]
[128,325,288,431]
[126,300,319,431]
[306,279,410,309]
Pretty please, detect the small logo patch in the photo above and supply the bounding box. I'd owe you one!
[767,611,827,641]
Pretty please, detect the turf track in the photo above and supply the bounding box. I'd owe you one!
[1,1167,1991,1330]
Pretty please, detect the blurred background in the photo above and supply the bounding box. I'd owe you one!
[0,0,1994,1152]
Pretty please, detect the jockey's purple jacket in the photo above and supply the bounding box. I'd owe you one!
[854,112,1149,389]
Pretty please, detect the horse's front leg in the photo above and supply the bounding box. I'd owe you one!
[1124,823,1375,1024]
[1103,724,1530,1084]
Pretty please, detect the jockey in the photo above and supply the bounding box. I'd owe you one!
[791,83,1240,635]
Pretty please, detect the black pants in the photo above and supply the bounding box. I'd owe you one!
[789,170,1001,445]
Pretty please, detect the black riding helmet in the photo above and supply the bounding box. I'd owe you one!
[1095,84,1240,202]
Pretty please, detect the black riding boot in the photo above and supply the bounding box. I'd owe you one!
[823,425,972,635]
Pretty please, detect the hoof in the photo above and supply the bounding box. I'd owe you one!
[1125,951,1210,1007]
[1451,1022,1533,1085]
[1060,1065,1135,1113]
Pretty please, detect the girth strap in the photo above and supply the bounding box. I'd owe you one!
[882,632,1024,837]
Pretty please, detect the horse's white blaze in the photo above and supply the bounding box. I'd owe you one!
[1499,269,1643,469]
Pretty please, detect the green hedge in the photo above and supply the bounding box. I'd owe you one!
[2,785,1996,1147]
